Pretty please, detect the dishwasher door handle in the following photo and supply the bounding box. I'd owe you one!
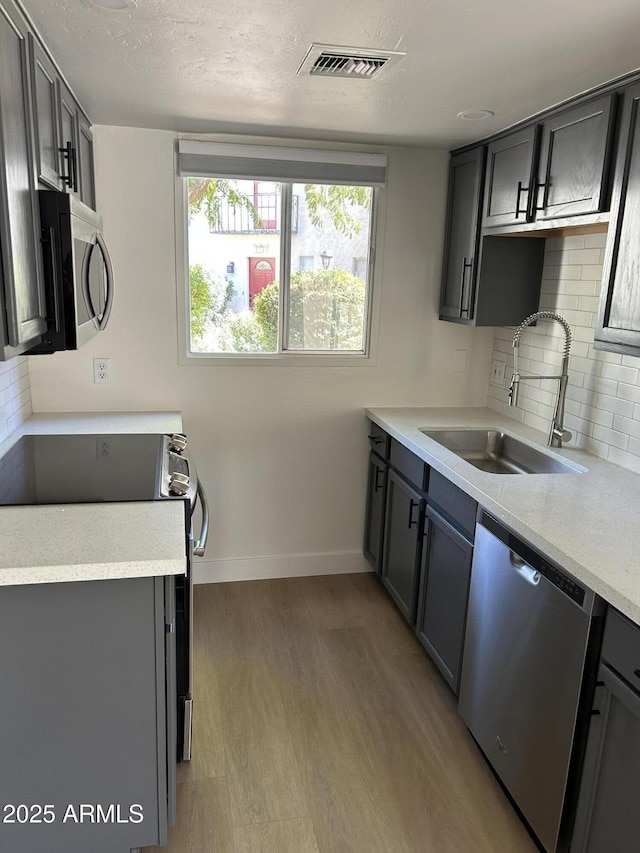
[509,550,540,585]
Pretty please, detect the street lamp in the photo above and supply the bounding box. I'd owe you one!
[320,250,333,270]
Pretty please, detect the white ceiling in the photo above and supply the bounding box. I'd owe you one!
[20,0,640,148]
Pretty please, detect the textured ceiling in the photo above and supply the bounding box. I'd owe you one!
[19,0,640,148]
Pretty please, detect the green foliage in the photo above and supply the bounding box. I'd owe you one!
[188,178,371,237]
[253,282,279,352]
[187,178,261,230]
[189,264,234,345]
[252,270,365,351]
[227,311,272,353]
[303,185,371,237]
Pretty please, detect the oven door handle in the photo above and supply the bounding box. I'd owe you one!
[192,479,209,557]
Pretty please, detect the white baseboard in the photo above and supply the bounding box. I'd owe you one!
[193,550,371,584]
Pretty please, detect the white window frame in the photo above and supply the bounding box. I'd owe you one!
[174,170,385,366]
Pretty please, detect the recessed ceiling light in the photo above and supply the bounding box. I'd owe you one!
[90,0,137,10]
[457,109,495,121]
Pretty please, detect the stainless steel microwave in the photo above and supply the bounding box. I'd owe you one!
[28,191,114,354]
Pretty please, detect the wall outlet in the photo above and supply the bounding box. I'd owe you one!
[491,359,506,386]
[93,358,110,384]
[96,438,111,460]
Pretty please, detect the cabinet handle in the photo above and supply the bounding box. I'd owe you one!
[408,499,419,529]
[58,141,73,188]
[534,180,547,211]
[71,146,78,193]
[368,435,382,445]
[374,466,384,493]
[515,180,530,219]
[460,257,473,317]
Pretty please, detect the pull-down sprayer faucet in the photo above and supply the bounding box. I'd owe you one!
[509,311,573,448]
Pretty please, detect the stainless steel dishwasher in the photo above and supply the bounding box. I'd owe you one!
[458,512,604,853]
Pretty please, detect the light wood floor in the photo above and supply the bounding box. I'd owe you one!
[145,573,537,853]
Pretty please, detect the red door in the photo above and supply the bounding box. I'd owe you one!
[248,258,276,307]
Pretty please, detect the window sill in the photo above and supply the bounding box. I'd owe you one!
[179,350,373,367]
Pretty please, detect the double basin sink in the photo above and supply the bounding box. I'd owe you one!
[419,429,585,475]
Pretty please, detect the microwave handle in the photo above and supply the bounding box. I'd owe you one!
[95,232,114,330]
[192,479,209,558]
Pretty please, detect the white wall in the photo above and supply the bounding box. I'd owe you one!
[29,126,494,582]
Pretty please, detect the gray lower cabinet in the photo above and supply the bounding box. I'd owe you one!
[595,81,640,356]
[0,575,175,853]
[572,609,640,851]
[0,0,47,357]
[364,449,388,574]
[380,468,424,624]
[415,504,473,694]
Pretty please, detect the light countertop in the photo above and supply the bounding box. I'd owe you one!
[0,410,186,586]
[367,407,640,625]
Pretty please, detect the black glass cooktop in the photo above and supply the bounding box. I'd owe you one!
[0,434,165,506]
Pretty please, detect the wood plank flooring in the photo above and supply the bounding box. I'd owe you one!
[145,573,537,853]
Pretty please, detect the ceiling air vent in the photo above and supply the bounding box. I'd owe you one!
[297,44,405,81]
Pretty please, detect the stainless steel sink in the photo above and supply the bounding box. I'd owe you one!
[419,429,585,475]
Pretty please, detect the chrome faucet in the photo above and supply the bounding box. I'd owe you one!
[509,311,573,448]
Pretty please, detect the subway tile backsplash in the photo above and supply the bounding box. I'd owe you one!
[487,231,640,474]
[0,357,32,445]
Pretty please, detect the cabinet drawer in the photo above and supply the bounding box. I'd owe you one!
[368,422,390,460]
[390,439,428,491]
[601,608,640,690]
[427,470,477,539]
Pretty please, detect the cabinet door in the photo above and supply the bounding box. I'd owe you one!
[77,110,96,209]
[28,35,63,191]
[596,83,640,355]
[535,94,615,220]
[0,3,47,355]
[381,469,423,624]
[483,125,540,228]
[571,663,640,852]
[0,577,168,852]
[415,505,473,694]
[364,451,388,574]
[58,78,80,196]
[439,147,485,320]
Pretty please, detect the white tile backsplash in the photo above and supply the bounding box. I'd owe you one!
[487,232,640,471]
[0,357,32,441]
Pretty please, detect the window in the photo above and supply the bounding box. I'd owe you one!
[178,141,386,357]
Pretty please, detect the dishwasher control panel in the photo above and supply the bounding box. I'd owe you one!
[540,561,585,607]
[482,511,586,607]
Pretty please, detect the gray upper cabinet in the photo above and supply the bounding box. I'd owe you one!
[28,34,63,191]
[77,110,96,209]
[595,82,640,356]
[439,147,485,320]
[0,1,47,357]
[0,0,96,361]
[535,94,615,221]
[482,125,540,228]
[29,34,96,209]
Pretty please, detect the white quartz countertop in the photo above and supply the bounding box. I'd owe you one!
[366,407,640,624]
[0,410,186,586]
